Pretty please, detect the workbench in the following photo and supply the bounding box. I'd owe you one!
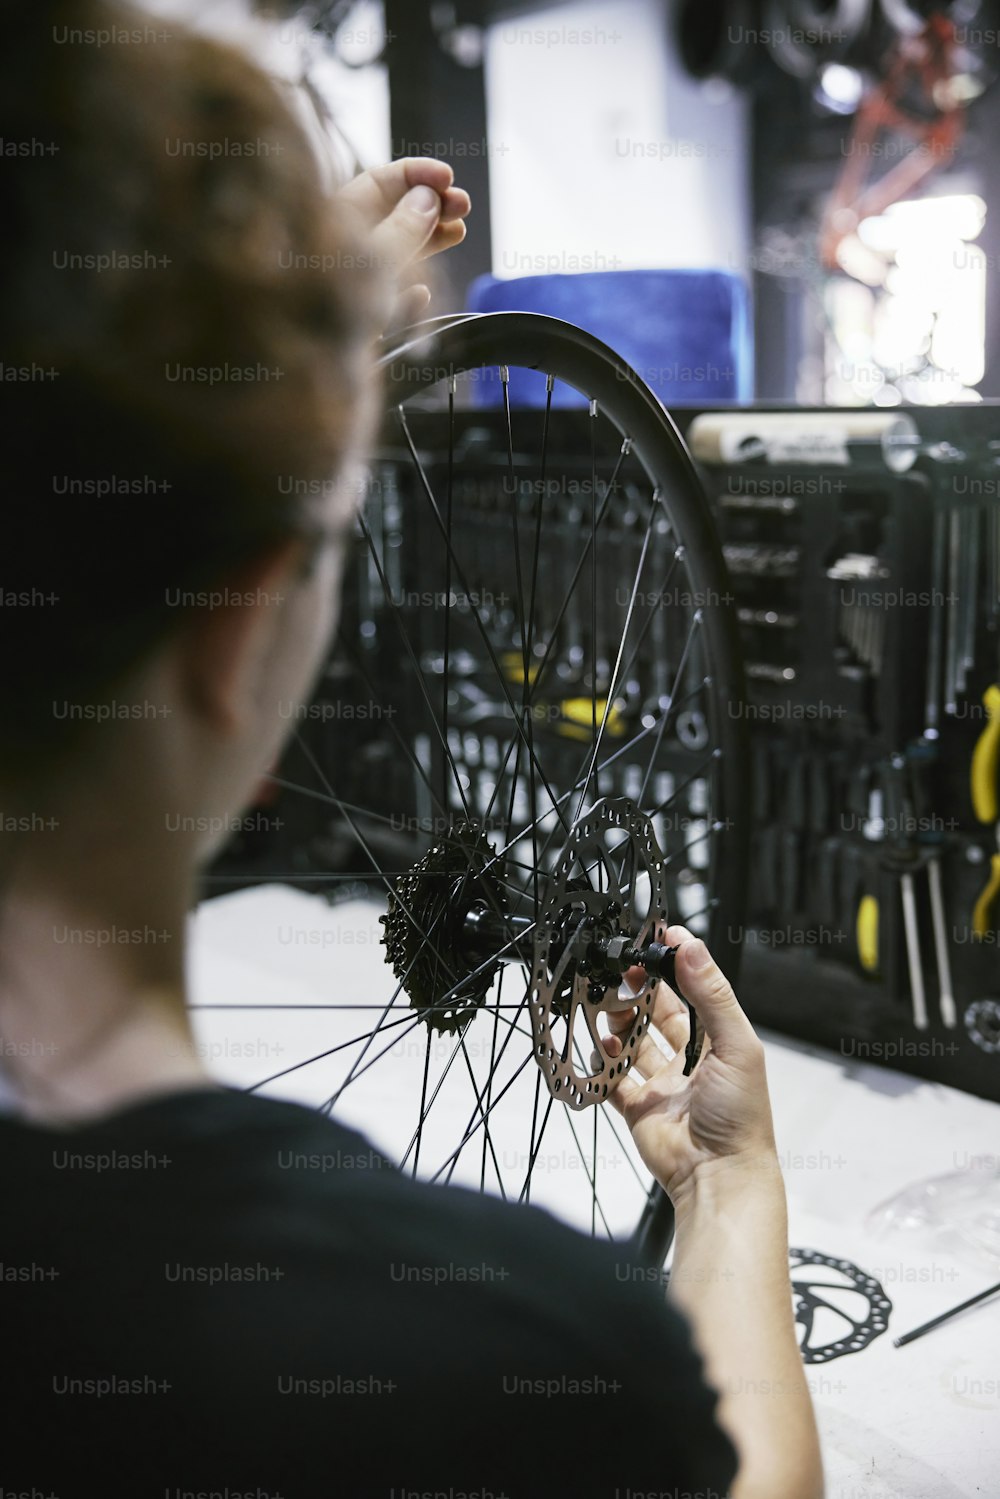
[189,882,1000,1499]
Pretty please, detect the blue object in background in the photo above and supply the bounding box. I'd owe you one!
[465,269,752,409]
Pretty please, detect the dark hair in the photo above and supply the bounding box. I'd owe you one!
[0,0,384,783]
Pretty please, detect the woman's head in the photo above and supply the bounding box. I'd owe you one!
[1,0,385,814]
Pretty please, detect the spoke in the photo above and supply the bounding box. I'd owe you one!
[190,1003,530,1011]
[503,367,529,669]
[279,667,530,1018]
[460,1032,507,1199]
[498,368,542,902]
[442,375,456,810]
[610,544,681,702]
[411,1028,434,1178]
[523,375,555,924]
[639,612,704,804]
[483,681,709,888]
[240,1012,418,1094]
[396,405,573,846]
[435,984,537,1185]
[356,507,473,824]
[567,1025,646,1232]
[481,964,505,1192]
[518,1091,555,1204]
[523,1066,545,1205]
[517,433,634,707]
[595,1094,650,1194]
[430,1048,536,1185]
[651,750,719,817]
[404,988,535,1180]
[328,639,530,946]
[575,486,660,822]
[321,1017,424,1111]
[478,436,634,832]
[589,399,599,799]
[663,819,720,867]
[562,1102,615,1241]
[397,1024,478,1167]
[284,735,475,1105]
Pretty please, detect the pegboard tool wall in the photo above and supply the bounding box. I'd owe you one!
[674,402,1000,1102]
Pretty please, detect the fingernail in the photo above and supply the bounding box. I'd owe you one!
[685,939,711,971]
[407,185,440,215]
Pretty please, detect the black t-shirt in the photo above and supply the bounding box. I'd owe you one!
[1,1086,738,1498]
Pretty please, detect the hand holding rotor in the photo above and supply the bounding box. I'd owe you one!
[601,926,781,1208]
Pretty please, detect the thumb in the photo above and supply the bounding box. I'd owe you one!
[665,925,759,1062]
[369,184,442,272]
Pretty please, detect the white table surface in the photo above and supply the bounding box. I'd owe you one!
[188,883,1000,1499]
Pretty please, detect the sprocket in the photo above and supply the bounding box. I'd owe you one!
[379,822,509,1035]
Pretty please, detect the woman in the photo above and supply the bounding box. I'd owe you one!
[0,3,823,1496]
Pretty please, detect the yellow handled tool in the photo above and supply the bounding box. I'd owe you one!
[558,697,626,741]
[856,893,879,973]
[972,829,1000,941]
[971,683,1000,824]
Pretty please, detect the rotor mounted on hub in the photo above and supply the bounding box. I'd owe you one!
[529,798,677,1110]
[380,798,691,1108]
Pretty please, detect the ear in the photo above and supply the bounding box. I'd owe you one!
[174,539,307,738]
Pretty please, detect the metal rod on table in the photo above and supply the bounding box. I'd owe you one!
[894,1279,1000,1348]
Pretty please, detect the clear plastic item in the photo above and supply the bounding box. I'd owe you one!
[866,1165,1000,1274]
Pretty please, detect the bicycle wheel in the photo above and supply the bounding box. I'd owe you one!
[193,311,749,1263]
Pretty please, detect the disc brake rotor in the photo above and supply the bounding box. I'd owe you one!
[529,798,671,1111]
[790,1248,893,1363]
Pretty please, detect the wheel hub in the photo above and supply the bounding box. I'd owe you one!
[381,800,678,1102]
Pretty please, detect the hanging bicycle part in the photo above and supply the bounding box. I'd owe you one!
[820,13,967,272]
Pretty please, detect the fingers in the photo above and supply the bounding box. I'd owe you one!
[338,159,471,265]
[336,158,455,220]
[388,283,433,331]
[664,926,760,1062]
[423,215,468,260]
[367,184,445,273]
[603,1068,640,1117]
[598,991,685,1088]
[608,973,689,1055]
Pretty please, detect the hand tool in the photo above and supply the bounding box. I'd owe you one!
[883,756,928,1030]
[957,504,980,696]
[839,791,881,977]
[924,502,947,738]
[944,505,962,716]
[926,857,956,1028]
[827,552,889,676]
[971,826,1000,941]
[970,683,1000,825]
[898,866,929,1030]
[894,1279,1000,1349]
